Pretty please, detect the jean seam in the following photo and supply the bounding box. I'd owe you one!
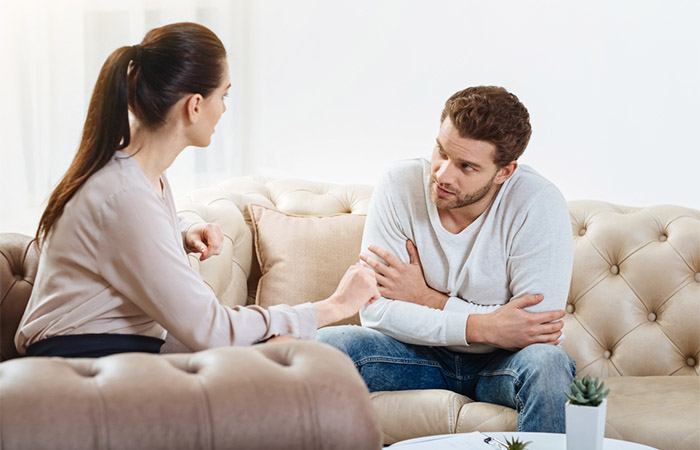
[355,356,441,367]
[355,357,475,382]
[477,369,524,430]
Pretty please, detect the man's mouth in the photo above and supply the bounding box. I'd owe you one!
[433,182,455,197]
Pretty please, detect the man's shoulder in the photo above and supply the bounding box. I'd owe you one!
[507,165,563,199]
[384,158,428,181]
[501,164,567,215]
[377,158,429,200]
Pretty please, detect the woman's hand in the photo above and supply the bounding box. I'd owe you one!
[314,263,381,328]
[185,222,223,260]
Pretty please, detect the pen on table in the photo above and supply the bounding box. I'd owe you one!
[479,432,508,450]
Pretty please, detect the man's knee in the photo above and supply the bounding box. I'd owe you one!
[519,344,576,380]
[316,325,383,361]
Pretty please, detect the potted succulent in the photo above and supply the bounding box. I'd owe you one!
[504,436,531,450]
[565,375,610,450]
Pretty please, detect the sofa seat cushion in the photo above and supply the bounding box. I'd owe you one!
[370,389,516,444]
[371,376,699,449]
[603,376,700,450]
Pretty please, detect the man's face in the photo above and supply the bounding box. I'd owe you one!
[429,117,502,211]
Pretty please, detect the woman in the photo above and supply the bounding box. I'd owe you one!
[15,22,379,358]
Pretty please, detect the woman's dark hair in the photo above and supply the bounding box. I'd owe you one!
[36,22,226,245]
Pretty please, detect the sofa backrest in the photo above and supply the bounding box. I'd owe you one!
[177,176,700,378]
[564,201,699,377]
[2,176,698,377]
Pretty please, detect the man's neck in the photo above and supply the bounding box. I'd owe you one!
[437,185,500,234]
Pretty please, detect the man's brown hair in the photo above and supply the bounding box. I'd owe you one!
[440,86,532,167]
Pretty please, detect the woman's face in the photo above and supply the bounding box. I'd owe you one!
[192,62,230,147]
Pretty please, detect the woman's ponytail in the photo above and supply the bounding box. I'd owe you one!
[36,23,226,246]
[35,45,136,246]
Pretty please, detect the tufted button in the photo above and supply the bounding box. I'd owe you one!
[659,233,668,242]
[647,312,657,322]
[695,273,700,282]
[578,228,586,236]
[14,274,23,281]
[566,304,575,314]
[687,358,697,367]
[610,265,619,275]
[603,351,612,359]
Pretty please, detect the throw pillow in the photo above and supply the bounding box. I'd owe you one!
[248,204,367,327]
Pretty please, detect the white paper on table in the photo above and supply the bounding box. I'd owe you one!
[388,431,495,449]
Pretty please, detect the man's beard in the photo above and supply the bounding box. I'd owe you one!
[430,172,497,210]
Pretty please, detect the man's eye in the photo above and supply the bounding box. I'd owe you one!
[462,164,474,171]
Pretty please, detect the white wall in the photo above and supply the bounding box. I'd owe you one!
[239,0,699,208]
[2,0,699,235]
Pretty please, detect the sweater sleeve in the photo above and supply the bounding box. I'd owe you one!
[359,166,573,348]
[358,168,468,346]
[96,187,317,351]
[506,184,574,313]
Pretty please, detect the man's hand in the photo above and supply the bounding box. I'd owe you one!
[185,223,224,261]
[466,294,565,349]
[360,241,448,309]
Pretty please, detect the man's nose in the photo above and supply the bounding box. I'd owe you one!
[435,161,455,185]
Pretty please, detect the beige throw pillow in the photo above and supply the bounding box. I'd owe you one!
[248,204,367,326]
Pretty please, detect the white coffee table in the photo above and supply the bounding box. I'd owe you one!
[389,432,659,449]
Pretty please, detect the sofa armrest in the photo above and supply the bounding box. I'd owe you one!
[0,341,381,450]
[176,188,256,308]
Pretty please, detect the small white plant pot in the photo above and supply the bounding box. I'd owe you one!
[565,398,607,450]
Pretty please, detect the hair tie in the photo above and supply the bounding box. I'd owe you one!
[132,45,143,64]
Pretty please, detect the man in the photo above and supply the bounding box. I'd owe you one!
[316,86,576,433]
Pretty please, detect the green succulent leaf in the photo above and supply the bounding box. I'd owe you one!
[505,436,532,450]
[565,376,611,406]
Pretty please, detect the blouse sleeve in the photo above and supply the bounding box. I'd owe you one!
[96,186,317,351]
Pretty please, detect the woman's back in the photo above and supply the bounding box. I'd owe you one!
[16,152,185,352]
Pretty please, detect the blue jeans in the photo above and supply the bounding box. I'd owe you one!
[316,325,576,433]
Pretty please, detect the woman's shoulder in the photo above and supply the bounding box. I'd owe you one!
[69,155,153,218]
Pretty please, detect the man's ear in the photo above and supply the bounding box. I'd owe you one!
[495,160,518,185]
[185,93,204,124]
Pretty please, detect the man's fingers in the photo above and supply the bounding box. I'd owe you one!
[542,310,566,322]
[406,240,421,265]
[368,245,403,267]
[528,310,566,325]
[378,285,390,298]
[375,273,390,287]
[359,253,388,275]
[512,294,544,308]
[538,330,563,344]
[542,320,564,334]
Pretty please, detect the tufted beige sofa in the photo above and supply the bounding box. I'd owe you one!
[176,177,700,450]
[2,175,699,450]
